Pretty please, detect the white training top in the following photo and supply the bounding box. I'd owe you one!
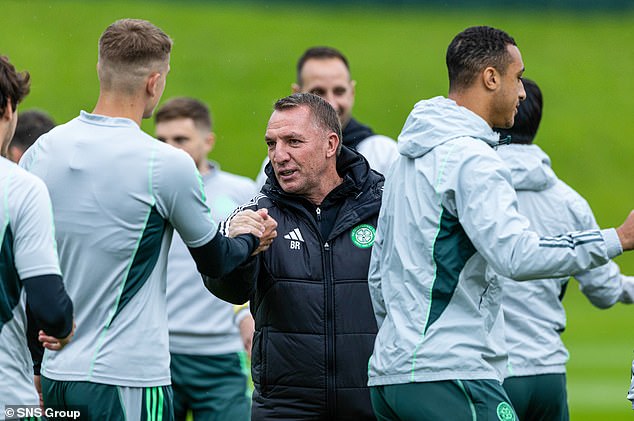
[0,156,60,407]
[20,111,217,387]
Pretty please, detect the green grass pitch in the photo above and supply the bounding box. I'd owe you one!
[4,1,634,418]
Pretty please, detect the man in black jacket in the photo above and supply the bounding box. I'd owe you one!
[205,93,383,420]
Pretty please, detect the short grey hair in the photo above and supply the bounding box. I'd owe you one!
[273,93,342,155]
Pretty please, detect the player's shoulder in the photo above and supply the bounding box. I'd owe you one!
[1,157,44,188]
[151,139,197,168]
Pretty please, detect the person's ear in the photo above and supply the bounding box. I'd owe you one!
[482,67,499,91]
[146,72,162,97]
[326,132,339,158]
[291,83,301,94]
[205,132,216,154]
[1,99,14,122]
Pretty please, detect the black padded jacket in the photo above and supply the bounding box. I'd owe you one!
[205,146,383,420]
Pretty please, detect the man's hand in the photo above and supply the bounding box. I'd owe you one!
[33,375,44,411]
[617,210,634,251]
[227,209,266,238]
[239,314,255,359]
[39,322,75,351]
[228,209,278,255]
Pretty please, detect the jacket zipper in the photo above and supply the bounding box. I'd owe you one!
[323,240,336,419]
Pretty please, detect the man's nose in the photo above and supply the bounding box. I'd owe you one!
[272,143,290,163]
[518,80,527,101]
[323,92,338,109]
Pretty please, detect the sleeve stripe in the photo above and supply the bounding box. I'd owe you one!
[219,193,267,235]
[539,230,603,248]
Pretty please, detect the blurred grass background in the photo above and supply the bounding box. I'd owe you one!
[2,1,633,418]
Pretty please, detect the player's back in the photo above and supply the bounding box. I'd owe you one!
[20,111,216,387]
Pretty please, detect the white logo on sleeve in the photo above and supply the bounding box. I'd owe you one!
[283,228,304,250]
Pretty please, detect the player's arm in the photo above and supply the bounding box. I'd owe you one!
[190,207,276,278]
[556,195,634,308]
[455,147,623,280]
[12,174,74,359]
[188,230,259,278]
[25,275,74,375]
[157,148,268,278]
[203,255,259,305]
[202,208,276,304]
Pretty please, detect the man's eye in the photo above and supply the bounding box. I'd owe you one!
[310,89,325,97]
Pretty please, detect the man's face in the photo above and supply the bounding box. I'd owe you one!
[295,58,355,128]
[265,106,335,201]
[155,117,212,171]
[491,45,526,129]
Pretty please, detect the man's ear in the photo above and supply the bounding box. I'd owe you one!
[326,133,339,158]
[147,72,162,97]
[205,132,216,154]
[291,83,301,94]
[1,99,14,122]
[482,67,499,91]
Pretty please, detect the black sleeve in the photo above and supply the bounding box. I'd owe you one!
[25,301,44,375]
[202,256,259,304]
[187,230,258,278]
[22,274,74,339]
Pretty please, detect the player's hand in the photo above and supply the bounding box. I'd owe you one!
[239,314,255,359]
[617,210,634,251]
[39,322,75,351]
[228,209,277,255]
[252,209,277,255]
[227,210,266,238]
[33,375,44,411]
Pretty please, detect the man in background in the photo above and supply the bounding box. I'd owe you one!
[495,78,634,420]
[155,97,256,421]
[255,46,397,187]
[7,109,55,163]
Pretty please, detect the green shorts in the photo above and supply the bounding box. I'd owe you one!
[169,352,250,421]
[503,373,568,421]
[41,376,173,421]
[370,379,517,421]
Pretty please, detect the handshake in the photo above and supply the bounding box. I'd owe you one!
[227,208,278,255]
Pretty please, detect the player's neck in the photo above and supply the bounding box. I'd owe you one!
[93,91,145,126]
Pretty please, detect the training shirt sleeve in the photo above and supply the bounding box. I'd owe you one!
[560,196,631,308]
[201,200,263,304]
[154,147,219,247]
[454,144,620,281]
[10,172,61,279]
[155,147,258,278]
